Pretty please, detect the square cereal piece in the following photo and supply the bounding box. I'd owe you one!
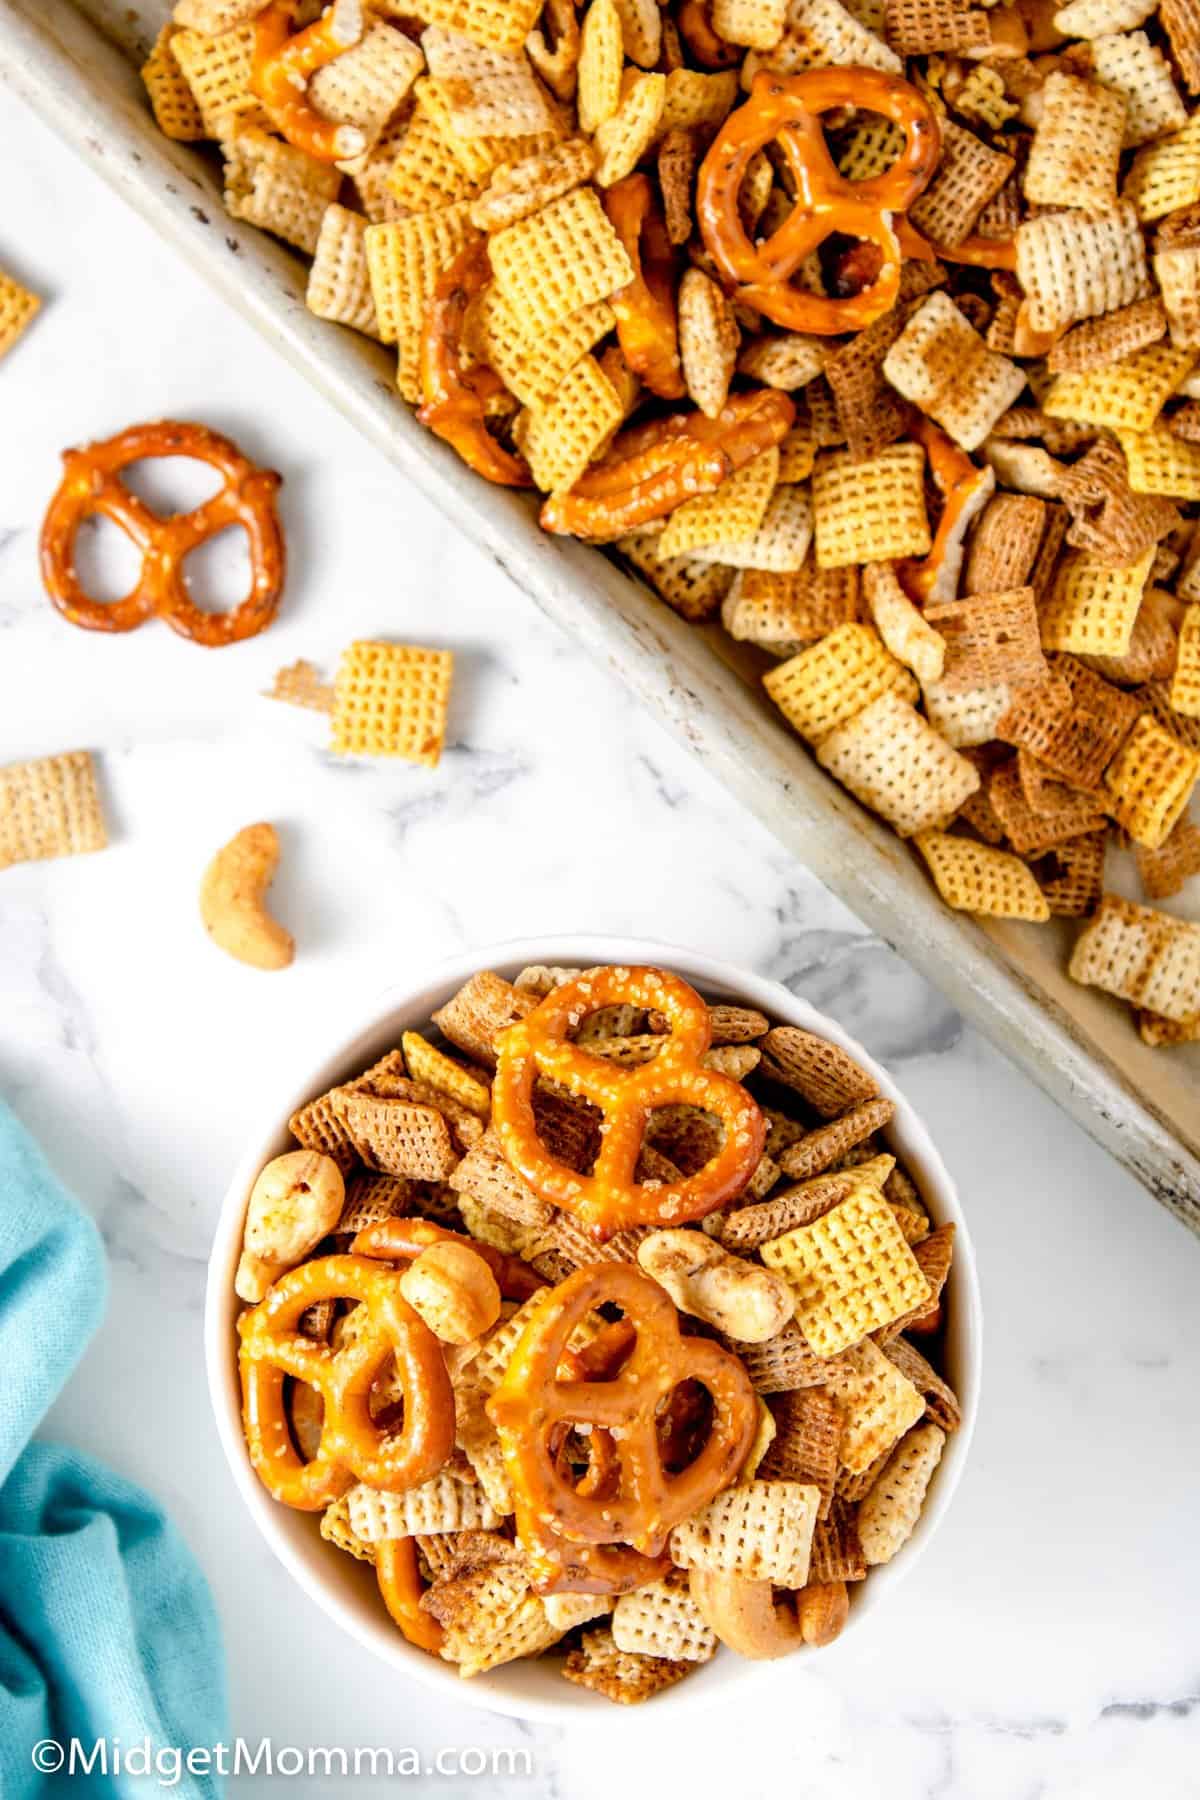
[223,129,341,255]
[763,621,918,742]
[1015,203,1150,336]
[0,269,40,362]
[562,1627,694,1704]
[1069,890,1200,1018]
[1124,111,1200,221]
[333,1091,459,1179]
[0,750,107,870]
[1043,343,1194,435]
[966,494,1048,594]
[1136,677,1200,747]
[468,285,613,412]
[1046,295,1168,372]
[738,334,826,394]
[578,0,624,135]
[761,1184,932,1357]
[760,1388,843,1515]
[679,268,741,421]
[488,187,634,334]
[824,310,909,463]
[758,1025,880,1117]
[331,641,453,765]
[816,691,981,837]
[307,204,380,338]
[1171,605,1200,717]
[514,355,624,493]
[407,0,545,53]
[713,0,789,46]
[594,71,667,187]
[915,829,1051,919]
[174,0,275,24]
[857,1422,946,1565]
[882,293,1026,453]
[421,26,560,140]
[620,532,735,621]
[364,203,478,400]
[812,443,931,568]
[610,1570,717,1663]
[668,1480,821,1587]
[922,679,1012,749]
[1120,423,1200,496]
[925,586,1046,692]
[309,23,424,151]
[822,1337,926,1473]
[908,119,1014,250]
[173,24,268,139]
[726,1317,830,1391]
[717,1166,883,1249]
[1053,0,1156,34]
[997,656,1143,787]
[752,0,900,74]
[1036,829,1108,916]
[385,91,481,215]
[1024,70,1126,214]
[687,485,812,574]
[1038,546,1155,657]
[402,1031,491,1116]
[723,561,860,652]
[1137,819,1200,898]
[470,137,597,233]
[1088,30,1187,148]
[1138,1009,1200,1044]
[660,69,737,138]
[883,0,989,54]
[1103,711,1200,846]
[883,1337,961,1432]
[778,1097,896,1181]
[142,25,206,141]
[659,449,780,559]
[809,1498,867,1583]
[433,969,537,1065]
[1057,435,1179,565]
[347,1473,501,1540]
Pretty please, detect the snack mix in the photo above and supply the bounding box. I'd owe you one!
[233,963,963,1699]
[141,0,1200,1045]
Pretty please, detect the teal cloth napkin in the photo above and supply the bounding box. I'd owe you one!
[0,1097,228,1798]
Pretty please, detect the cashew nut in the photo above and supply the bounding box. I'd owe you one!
[797,1580,849,1647]
[200,822,294,970]
[688,1570,805,1660]
[636,1228,795,1342]
[235,1149,345,1301]
[399,1242,502,1345]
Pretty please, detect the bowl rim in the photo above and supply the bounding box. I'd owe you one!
[205,933,983,1723]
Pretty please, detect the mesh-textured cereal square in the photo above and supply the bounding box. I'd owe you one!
[725,561,860,652]
[1154,244,1200,348]
[1069,890,1200,1019]
[331,641,454,765]
[514,355,624,493]
[1046,295,1168,372]
[1015,203,1150,335]
[997,657,1143,787]
[407,0,545,55]
[1124,111,1200,220]
[309,23,424,149]
[687,486,813,573]
[562,1627,693,1703]
[812,444,931,568]
[913,829,1052,919]
[760,1184,932,1357]
[1025,70,1127,213]
[334,1091,459,1178]
[821,1337,927,1473]
[816,690,982,837]
[659,449,780,558]
[964,494,1047,593]
[778,1097,896,1181]
[763,622,918,742]
[489,187,634,334]
[758,1025,880,1117]
[620,532,736,622]
[884,0,990,54]
[385,92,481,214]
[173,25,268,139]
[365,203,478,400]
[0,269,40,362]
[469,285,613,411]
[1170,604,1200,717]
[223,129,341,255]
[1090,29,1187,147]
[882,293,1026,453]
[713,0,790,45]
[1037,830,1108,915]
[307,204,380,338]
[1161,0,1200,93]
[1043,343,1194,435]
[1103,711,1200,846]
[1137,819,1200,898]
[909,119,1014,248]
[0,751,107,870]
[858,1422,946,1565]
[1120,423,1200,496]
[594,71,667,186]
[421,26,560,139]
[610,1571,717,1663]
[667,1480,821,1587]
[760,1388,843,1515]
[1039,546,1156,657]
[1057,435,1179,564]
[142,26,206,141]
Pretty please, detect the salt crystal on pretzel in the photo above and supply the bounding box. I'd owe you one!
[863,564,946,688]
[668,1480,821,1587]
[611,1570,719,1662]
[0,750,107,870]
[1070,891,1200,1018]
[1016,203,1150,336]
[563,1627,694,1703]
[858,1422,946,1565]
[1103,712,1200,845]
[142,26,206,141]
[882,294,1025,454]
[223,128,341,253]
[812,444,932,568]
[761,1184,932,1357]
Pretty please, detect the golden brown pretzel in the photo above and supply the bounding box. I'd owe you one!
[603,175,686,400]
[418,243,533,489]
[40,421,284,646]
[252,0,367,162]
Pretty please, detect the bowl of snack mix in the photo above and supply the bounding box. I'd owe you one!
[205,938,981,1717]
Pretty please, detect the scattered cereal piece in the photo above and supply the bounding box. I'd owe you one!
[330,641,454,764]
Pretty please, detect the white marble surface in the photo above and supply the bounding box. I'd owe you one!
[2,85,1198,1800]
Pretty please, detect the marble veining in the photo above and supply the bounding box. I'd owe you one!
[1,85,1197,1800]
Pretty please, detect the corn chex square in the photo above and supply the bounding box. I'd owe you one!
[173,24,268,139]
[514,355,624,493]
[763,622,919,742]
[1155,244,1200,348]
[821,1338,927,1474]
[1103,711,1200,845]
[347,1474,501,1541]
[812,444,931,567]
[309,24,424,150]
[488,187,634,334]
[407,0,545,54]
[307,204,380,337]
[563,1627,693,1703]
[421,27,560,139]
[621,534,736,621]
[883,293,1025,453]
[365,203,478,401]
[1069,891,1200,1019]
[595,71,667,186]
[223,129,341,255]
[914,830,1051,920]
[1124,111,1200,220]
[1039,546,1155,657]
[858,1422,946,1565]
[659,449,780,559]
[1090,30,1187,147]
[331,641,454,765]
[1120,424,1200,496]
[1171,605,1200,717]
[667,1480,821,1587]
[1024,70,1127,213]
[0,750,107,870]
[816,690,981,836]
[1043,343,1194,434]
[688,486,814,573]
[0,269,40,361]
[142,26,205,141]
[761,1184,932,1358]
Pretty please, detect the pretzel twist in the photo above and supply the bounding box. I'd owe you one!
[604,175,686,401]
[697,68,941,333]
[487,1264,757,1574]
[238,1254,455,1510]
[251,0,368,162]
[419,242,533,489]
[40,421,285,646]
[375,1538,444,1653]
[492,966,767,1237]
[540,388,794,540]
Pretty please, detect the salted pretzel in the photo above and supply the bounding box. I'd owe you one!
[697,68,941,333]
[238,1254,455,1509]
[419,243,533,489]
[492,966,767,1237]
[351,1216,546,1301]
[604,176,685,401]
[540,389,794,540]
[898,216,1017,274]
[251,0,367,162]
[899,416,995,605]
[375,1539,444,1653]
[40,421,285,646]
[488,1265,757,1579]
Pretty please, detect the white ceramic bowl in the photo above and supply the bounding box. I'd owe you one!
[205,936,982,1722]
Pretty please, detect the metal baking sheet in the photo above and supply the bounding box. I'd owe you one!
[3,0,1198,1230]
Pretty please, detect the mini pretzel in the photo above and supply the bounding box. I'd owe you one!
[419,243,533,489]
[540,389,794,540]
[488,1264,757,1575]
[352,1215,547,1300]
[238,1253,455,1509]
[603,176,686,401]
[376,1538,444,1653]
[40,421,285,646]
[252,0,368,162]
[899,417,995,605]
[697,69,941,333]
[492,966,767,1236]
